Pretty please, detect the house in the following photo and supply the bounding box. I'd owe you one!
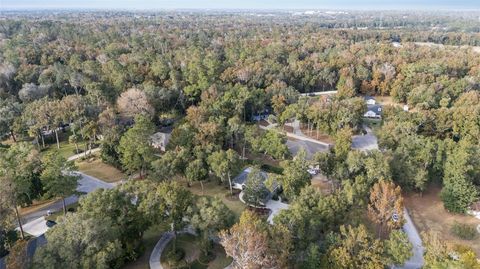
[364,104,382,119]
[364,96,376,105]
[150,128,172,151]
[233,167,280,206]
[232,167,270,190]
[252,108,271,122]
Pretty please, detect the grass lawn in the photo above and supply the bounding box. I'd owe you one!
[75,155,125,183]
[182,179,247,219]
[161,234,232,269]
[123,223,170,269]
[404,185,480,255]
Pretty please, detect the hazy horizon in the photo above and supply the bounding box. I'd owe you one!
[2,0,479,11]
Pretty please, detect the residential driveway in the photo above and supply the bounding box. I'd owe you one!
[21,172,115,224]
[265,199,289,224]
[21,217,49,237]
[67,148,100,161]
[287,138,328,159]
[394,208,424,269]
[352,126,379,151]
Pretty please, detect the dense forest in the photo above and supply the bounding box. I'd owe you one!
[1,10,480,269]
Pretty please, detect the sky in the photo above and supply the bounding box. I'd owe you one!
[1,0,479,10]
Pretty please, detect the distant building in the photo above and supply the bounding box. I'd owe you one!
[150,128,172,151]
[364,96,376,105]
[252,108,271,122]
[364,104,382,119]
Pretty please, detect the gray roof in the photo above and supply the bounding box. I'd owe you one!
[364,96,375,101]
[366,104,382,115]
[233,167,268,185]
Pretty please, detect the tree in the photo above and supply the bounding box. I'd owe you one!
[207,149,240,195]
[118,116,155,178]
[78,188,148,258]
[422,231,451,269]
[242,168,270,207]
[117,88,154,120]
[279,149,311,200]
[327,225,386,269]
[41,152,80,215]
[185,158,208,192]
[5,238,28,269]
[220,210,282,269]
[69,134,80,154]
[142,181,193,252]
[0,98,22,142]
[190,197,235,255]
[33,212,123,269]
[441,140,479,213]
[384,230,413,266]
[0,143,42,239]
[81,120,99,154]
[333,127,353,162]
[260,130,289,160]
[368,180,404,236]
[18,83,48,103]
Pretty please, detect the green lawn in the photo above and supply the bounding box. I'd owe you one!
[182,179,247,219]
[39,130,90,159]
[76,155,125,183]
[161,234,232,269]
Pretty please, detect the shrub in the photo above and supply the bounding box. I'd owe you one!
[451,222,477,240]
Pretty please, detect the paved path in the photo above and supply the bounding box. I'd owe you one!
[149,232,175,269]
[67,148,100,161]
[395,208,424,269]
[265,199,289,224]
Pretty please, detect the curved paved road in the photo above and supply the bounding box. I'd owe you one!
[149,232,174,269]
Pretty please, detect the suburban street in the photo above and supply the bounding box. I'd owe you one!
[20,172,116,234]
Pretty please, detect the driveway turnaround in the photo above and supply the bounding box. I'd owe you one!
[265,199,289,224]
[21,217,49,237]
[352,126,379,151]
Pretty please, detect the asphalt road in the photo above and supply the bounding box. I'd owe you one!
[286,138,329,159]
[21,172,115,224]
[352,126,379,151]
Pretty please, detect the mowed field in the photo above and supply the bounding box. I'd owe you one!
[404,186,480,255]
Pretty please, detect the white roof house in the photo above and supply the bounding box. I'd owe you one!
[364,96,376,105]
[150,131,171,151]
